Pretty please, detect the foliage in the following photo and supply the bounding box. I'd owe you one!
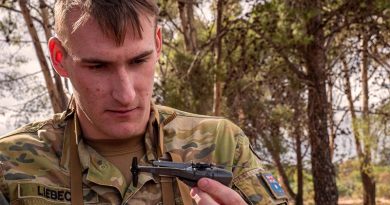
[0,0,389,203]
[0,0,66,129]
[337,159,390,199]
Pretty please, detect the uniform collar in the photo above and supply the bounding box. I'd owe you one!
[144,102,160,162]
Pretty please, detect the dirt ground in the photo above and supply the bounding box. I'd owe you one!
[338,198,390,205]
[297,198,390,205]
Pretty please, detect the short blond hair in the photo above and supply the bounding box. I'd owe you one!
[54,0,159,46]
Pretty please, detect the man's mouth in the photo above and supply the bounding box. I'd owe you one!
[106,107,139,115]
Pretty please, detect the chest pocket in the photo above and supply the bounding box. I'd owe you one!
[10,183,99,205]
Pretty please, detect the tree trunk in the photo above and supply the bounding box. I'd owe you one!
[360,33,376,205]
[39,0,69,110]
[178,0,197,54]
[342,56,363,158]
[213,80,223,116]
[186,0,197,53]
[327,78,336,160]
[342,42,376,205]
[19,0,63,113]
[38,0,51,41]
[213,0,224,116]
[292,97,304,205]
[267,121,296,200]
[304,2,338,203]
[306,57,338,205]
[342,53,377,205]
[295,132,303,205]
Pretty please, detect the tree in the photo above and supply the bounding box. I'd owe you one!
[0,0,52,128]
[158,1,308,203]
[0,0,68,123]
[2,0,390,203]
[212,0,224,116]
[250,1,339,203]
[333,1,389,203]
[18,0,67,113]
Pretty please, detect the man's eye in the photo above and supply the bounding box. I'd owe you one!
[87,64,104,69]
[131,58,147,65]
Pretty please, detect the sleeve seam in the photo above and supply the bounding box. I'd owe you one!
[0,161,9,199]
[232,184,254,205]
[232,168,262,184]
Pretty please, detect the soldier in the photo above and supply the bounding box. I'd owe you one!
[0,0,288,204]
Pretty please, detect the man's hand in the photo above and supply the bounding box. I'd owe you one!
[190,178,246,205]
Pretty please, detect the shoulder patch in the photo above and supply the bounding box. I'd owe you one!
[258,173,287,200]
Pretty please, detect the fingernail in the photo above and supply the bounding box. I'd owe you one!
[190,187,199,197]
[198,178,209,189]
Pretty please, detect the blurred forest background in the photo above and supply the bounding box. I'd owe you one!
[0,0,389,204]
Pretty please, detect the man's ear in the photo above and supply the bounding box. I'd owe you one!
[48,37,69,77]
[155,26,162,58]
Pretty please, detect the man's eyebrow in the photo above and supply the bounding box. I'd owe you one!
[77,50,154,64]
[129,50,154,61]
[78,58,110,64]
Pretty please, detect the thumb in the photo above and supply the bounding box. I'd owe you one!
[197,178,245,205]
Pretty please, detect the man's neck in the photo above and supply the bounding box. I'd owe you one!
[84,134,144,156]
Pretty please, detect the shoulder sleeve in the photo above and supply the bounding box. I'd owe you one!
[0,162,9,205]
[0,191,9,205]
[232,134,289,205]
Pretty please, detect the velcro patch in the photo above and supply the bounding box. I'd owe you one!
[18,183,99,204]
[258,173,286,200]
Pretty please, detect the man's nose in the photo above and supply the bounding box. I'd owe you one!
[112,66,136,105]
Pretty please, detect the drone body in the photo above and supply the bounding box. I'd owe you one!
[131,157,233,187]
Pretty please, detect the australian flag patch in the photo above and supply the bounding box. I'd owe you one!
[259,173,286,200]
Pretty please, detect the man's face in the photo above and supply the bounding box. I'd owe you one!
[60,12,161,140]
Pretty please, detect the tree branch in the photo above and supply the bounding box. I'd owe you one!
[0,71,41,83]
[0,5,44,27]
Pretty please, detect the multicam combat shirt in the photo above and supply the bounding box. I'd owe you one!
[0,104,288,205]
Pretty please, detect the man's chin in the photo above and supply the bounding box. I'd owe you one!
[91,116,148,140]
[102,125,145,140]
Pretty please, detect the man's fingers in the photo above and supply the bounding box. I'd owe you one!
[196,178,246,205]
[190,187,219,205]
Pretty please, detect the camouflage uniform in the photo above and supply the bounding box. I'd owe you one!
[0,103,288,205]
